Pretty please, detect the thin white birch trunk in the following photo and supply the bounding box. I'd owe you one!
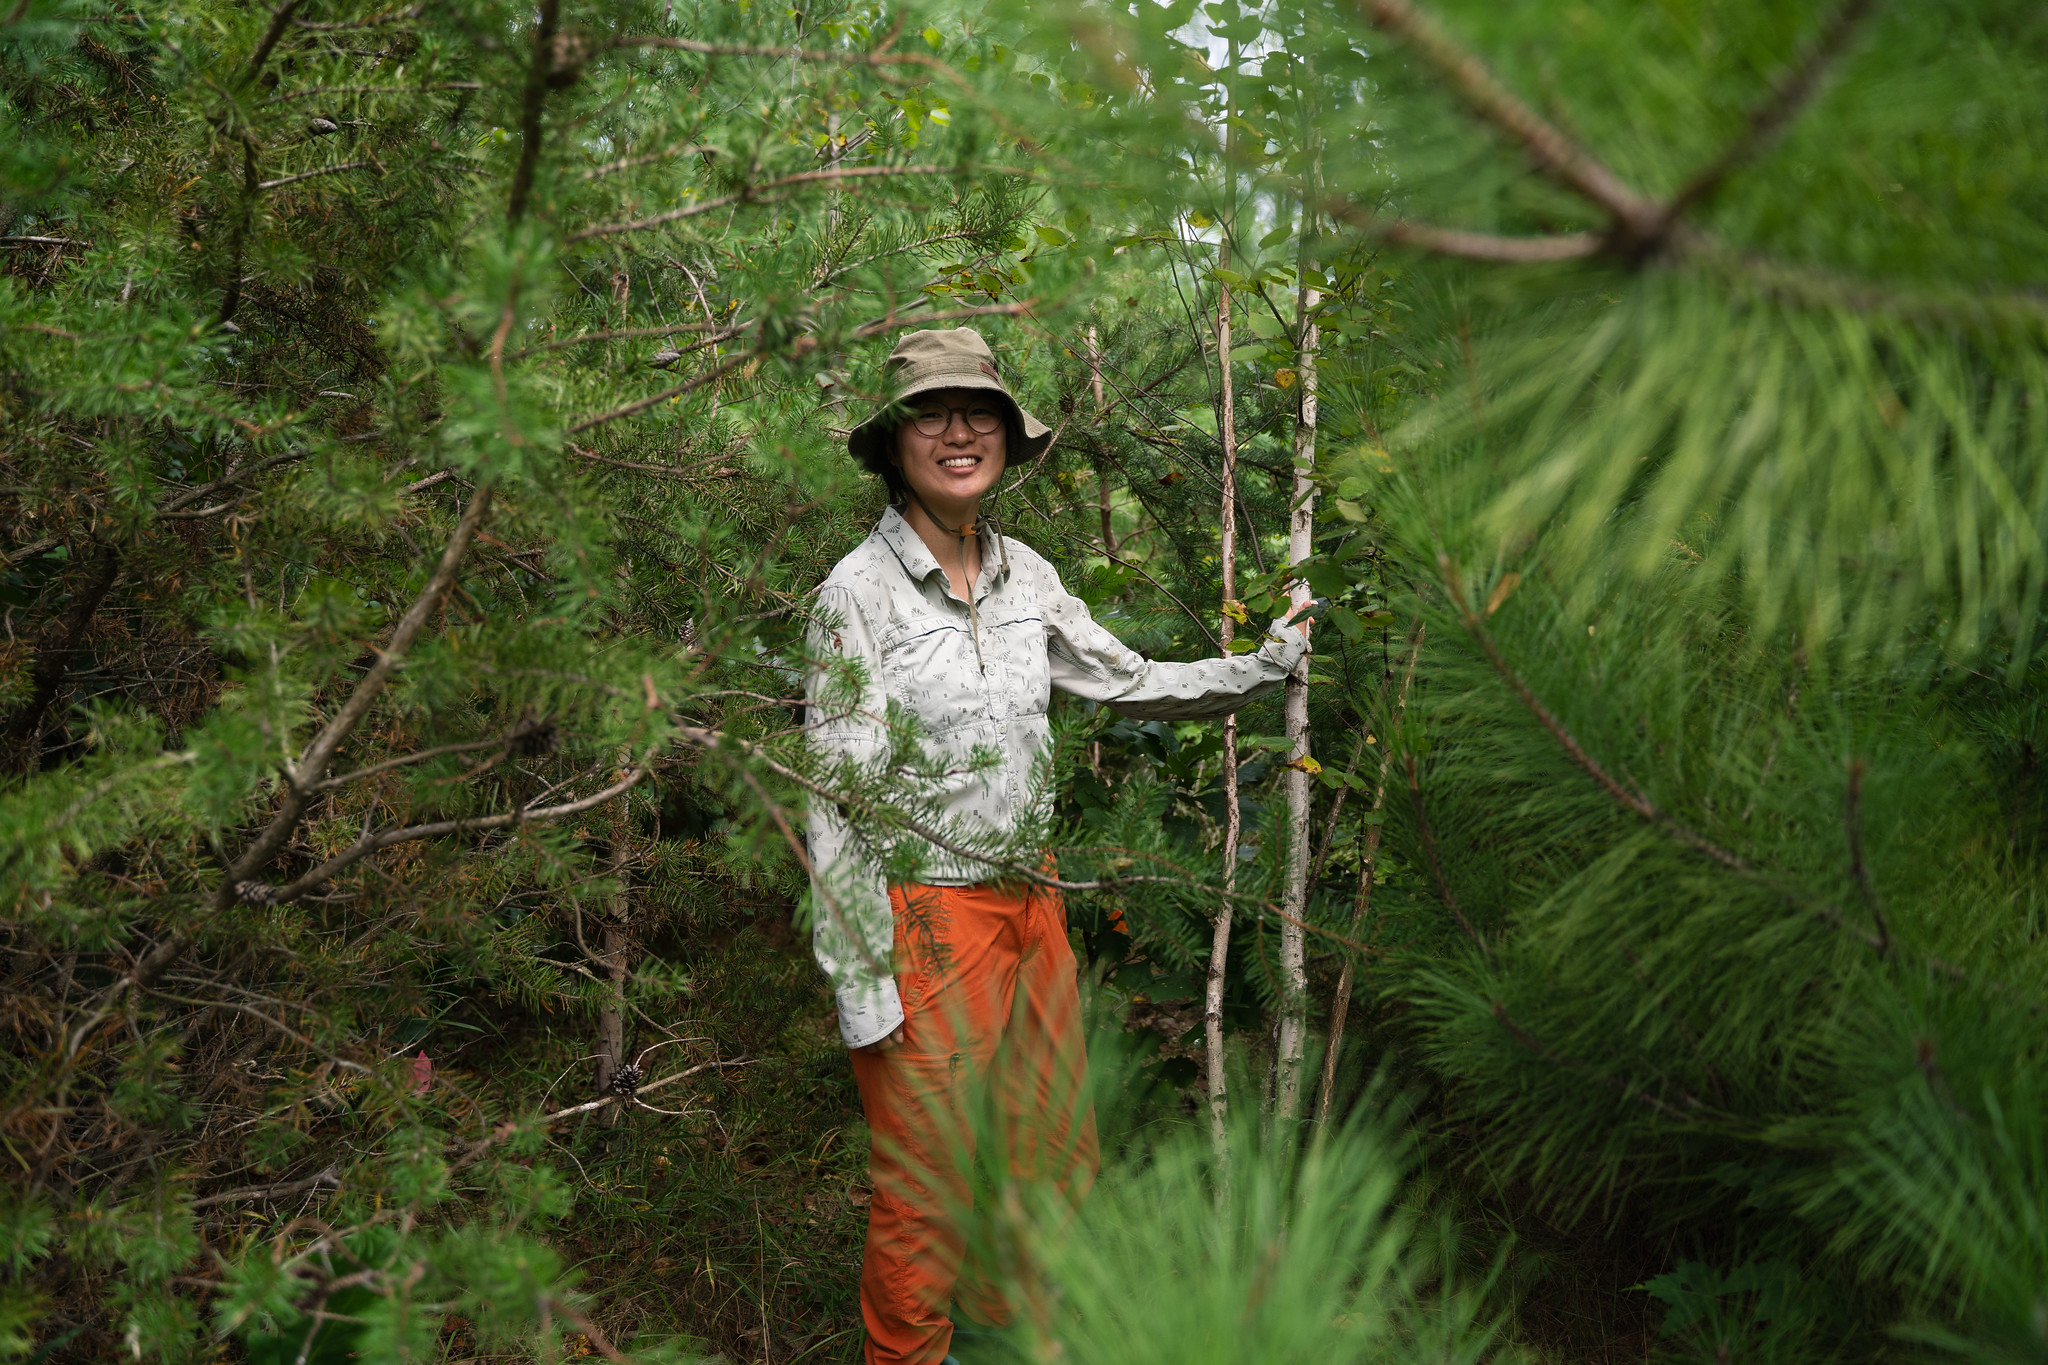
[1088,325,1115,555]
[1272,205,1320,1121]
[1203,269,1240,1170]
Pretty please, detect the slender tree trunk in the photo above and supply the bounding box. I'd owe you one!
[1272,205,1320,1122]
[594,833,632,1129]
[1316,627,1423,1123]
[1088,324,1116,555]
[1204,260,1240,1169]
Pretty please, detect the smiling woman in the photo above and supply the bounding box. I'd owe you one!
[803,326,1313,1365]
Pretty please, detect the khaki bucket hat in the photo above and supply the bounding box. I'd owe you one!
[846,327,1053,480]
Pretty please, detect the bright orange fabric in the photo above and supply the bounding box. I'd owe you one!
[849,878,1099,1365]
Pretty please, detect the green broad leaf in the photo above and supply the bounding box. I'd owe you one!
[1212,267,1250,288]
[1034,224,1072,246]
[1305,560,1348,597]
[1225,637,1260,654]
[1359,808,1385,823]
[1258,224,1292,249]
[1358,610,1395,627]
[1228,343,1267,363]
[921,25,942,47]
[1332,499,1368,522]
[1246,312,1288,339]
[1328,606,1366,640]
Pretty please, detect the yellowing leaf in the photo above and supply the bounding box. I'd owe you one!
[1274,368,1297,388]
[1286,754,1322,775]
[1220,598,1250,624]
[921,25,942,47]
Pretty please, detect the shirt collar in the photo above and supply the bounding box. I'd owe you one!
[876,504,1008,596]
[877,505,944,585]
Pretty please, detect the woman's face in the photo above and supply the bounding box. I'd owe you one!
[892,387,1007,513]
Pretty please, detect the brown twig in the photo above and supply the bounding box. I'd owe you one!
[1354,0,1663,241]
[566,164,959,243]
[505,0,561,226]
[1662,0,1881,221]
[1440,554,1750,873]
[1491,1000,1697,1120]
[1845,757,1891,956]
[1406,751,1485,952]
[257,160,376,192]
[240,0,306,87]
[564,350,753,433]
[1317,623,1422,1122]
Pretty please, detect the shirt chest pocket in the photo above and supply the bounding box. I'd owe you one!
[980,608,1048,719]
[879,618,986,735]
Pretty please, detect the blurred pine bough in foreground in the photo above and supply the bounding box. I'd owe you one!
[3,0,2048,1359]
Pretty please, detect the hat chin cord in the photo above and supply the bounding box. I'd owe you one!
[904,486,1007,675]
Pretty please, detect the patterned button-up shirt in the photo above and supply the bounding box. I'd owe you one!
[804,506,1309,1048]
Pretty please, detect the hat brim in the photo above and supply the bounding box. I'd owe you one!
[846,371,1053,480]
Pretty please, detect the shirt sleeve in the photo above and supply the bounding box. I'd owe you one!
[804,583,903,1050]
[1040,563,1310,720]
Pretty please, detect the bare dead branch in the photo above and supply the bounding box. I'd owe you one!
[566,165,959,243]
[516,322,734,358]
[564,350,753,434]
[190,1166,341,1210]
[314,735,510,792]
[578,142,714,181]
[258,160,376,192]
[237,761,651,906]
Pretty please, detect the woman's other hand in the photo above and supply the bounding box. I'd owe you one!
[860,1024,906,1054]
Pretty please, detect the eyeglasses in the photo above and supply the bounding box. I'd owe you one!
[908,404,1004,437]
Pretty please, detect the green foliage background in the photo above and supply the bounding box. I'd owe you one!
[2,0,2045,1359]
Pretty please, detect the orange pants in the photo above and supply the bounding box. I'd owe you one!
[849,879,1099,1365]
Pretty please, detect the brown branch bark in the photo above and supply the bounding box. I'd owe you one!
[1377,220,1604,262]
[565,164,958,244]
[1354,0,1662,240]
[506,0,562,227]
[258,160,375,192]
[1406,752,1485,952]
[1663,0,1881,221]
[240,0,306,87]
